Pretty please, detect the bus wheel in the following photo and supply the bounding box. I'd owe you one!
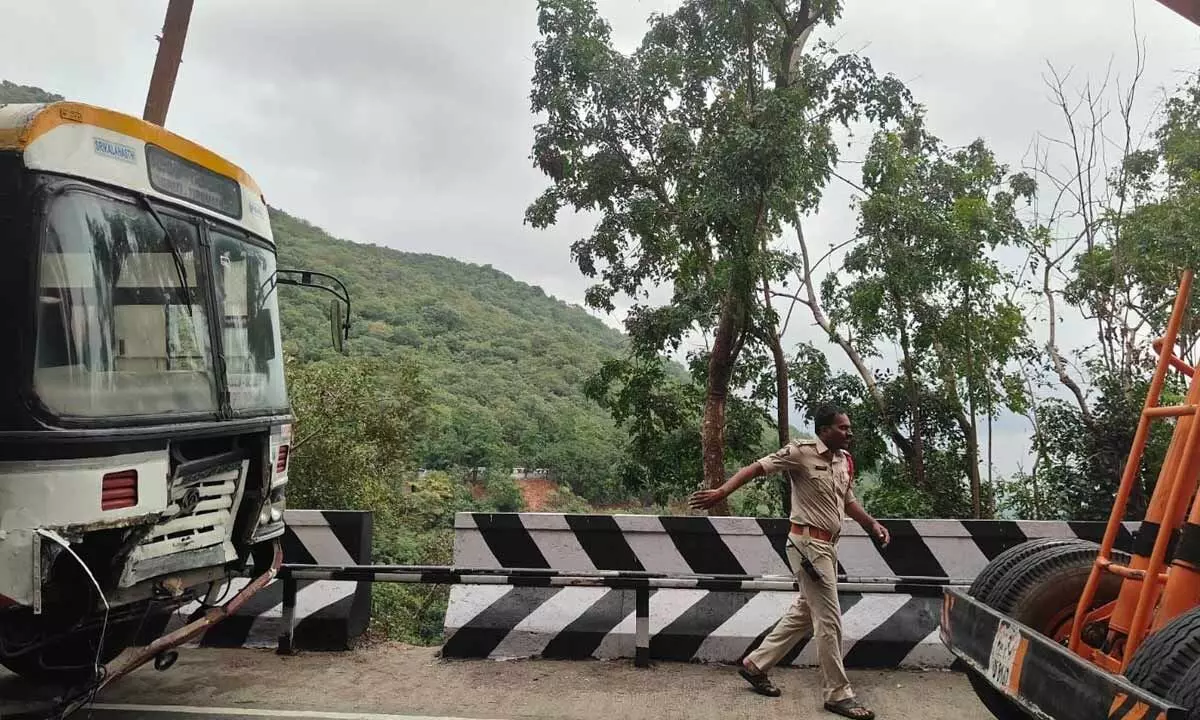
[1159,649,1200,719]
[987,543,1127,642]
[1124,606,1200,700]
[0,614,137,687]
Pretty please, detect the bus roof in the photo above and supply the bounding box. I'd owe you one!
[0,101,272,241]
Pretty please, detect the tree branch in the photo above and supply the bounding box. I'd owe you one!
[791,217,914,458]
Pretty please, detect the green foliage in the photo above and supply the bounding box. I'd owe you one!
[285,355,430,527]
[483,474,526,513]
[270,208,634,504]
[812,113,1034,517]
[525,0,913,495]
[998,70,1200,520]
[583,354,773,504]
[999,371,1183,521]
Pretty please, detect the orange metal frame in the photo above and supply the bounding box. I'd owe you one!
[1066,270,1200,673]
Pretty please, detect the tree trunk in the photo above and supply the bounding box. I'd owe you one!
[963,411,982,518]
[897,309,926,488]
[964,287,981,519]
[935,341,983,518]
[769,330,791,515]
[703,291,741,515]
[761,273,791,516]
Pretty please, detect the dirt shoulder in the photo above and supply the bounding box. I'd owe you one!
[80,643,986,720]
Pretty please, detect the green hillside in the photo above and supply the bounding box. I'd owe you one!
[0,80,62,103]
[269,208,631,502]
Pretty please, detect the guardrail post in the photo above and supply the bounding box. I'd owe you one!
[276,572,297,655]
[634,586,649,668]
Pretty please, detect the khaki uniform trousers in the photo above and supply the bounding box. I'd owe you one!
[744,532,853,703]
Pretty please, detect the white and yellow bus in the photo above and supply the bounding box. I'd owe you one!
[0,101,348,684]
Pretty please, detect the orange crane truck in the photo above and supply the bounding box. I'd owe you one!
[939,9,1200,720]
[940,271,1200,719]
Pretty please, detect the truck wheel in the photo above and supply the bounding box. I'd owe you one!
[969,538,1088,601]
[987,543,1128,642]
[964,542,1125,720]
[1161,648,1200,719]
[1124,605,1200,698]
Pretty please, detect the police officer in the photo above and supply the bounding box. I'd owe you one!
[688,404,888,720]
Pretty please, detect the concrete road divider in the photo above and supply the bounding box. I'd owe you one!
[442,513,1137,668]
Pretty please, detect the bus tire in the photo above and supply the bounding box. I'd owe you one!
[987,543,1128,640]
[0,617,135,687]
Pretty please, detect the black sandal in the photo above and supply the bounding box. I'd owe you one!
[824,698,875,719]
[738,666,781,697]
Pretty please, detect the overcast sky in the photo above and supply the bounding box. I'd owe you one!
[5,0,1200,482]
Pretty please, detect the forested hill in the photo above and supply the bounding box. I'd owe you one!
[269,208,632,502]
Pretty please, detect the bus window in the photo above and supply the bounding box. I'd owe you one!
[208,229,287,414]
[34,191,218,418]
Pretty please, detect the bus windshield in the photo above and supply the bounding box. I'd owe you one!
[209,229,288,414]
[33,188,286,420]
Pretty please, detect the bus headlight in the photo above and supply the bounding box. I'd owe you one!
[252,486,287,542]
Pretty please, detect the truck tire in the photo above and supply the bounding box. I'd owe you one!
[964,542,1125,720]
[1124,605,1200,699]
[1162,647,1200,719]
[987,543,1128,641]
[969,538,1088,601]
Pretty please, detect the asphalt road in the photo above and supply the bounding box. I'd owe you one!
[2,644,990,720]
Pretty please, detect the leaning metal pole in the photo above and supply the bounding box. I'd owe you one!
[142,0,194,126]
[51,540,283,719]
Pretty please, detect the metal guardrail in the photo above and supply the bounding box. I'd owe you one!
[274,563,968,666]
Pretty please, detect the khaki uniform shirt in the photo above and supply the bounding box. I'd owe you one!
[756,438,856,537]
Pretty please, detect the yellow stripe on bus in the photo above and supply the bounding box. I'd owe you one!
[0,102,262,196]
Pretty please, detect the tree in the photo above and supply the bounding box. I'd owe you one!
[777,113,1035,517]
[583,353,769,505]
[525,0,911,510]
[1000,59,1200,521]
[285,354,431,528]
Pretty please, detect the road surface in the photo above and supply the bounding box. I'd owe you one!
[2,644,988,720]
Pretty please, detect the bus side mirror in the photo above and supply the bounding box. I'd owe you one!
[330,298,347,354]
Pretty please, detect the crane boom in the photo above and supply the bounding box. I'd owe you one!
[1154,0,1200,25]
[143,0,193,127]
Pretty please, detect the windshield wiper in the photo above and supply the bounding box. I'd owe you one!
[136,194,193,316]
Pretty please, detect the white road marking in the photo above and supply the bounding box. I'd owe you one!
[86,704,508,720]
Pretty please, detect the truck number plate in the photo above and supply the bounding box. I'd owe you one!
[987,619,1021,688]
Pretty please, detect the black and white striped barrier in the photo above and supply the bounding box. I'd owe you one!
[137,510,373,651]
[275,564,956,668]
[441,513,1138,669]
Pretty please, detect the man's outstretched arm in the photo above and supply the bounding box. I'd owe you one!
[688,462,765,510]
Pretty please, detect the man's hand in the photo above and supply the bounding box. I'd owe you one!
[688,488,727,510]
[688,464,763,511]
[846,500,889,547]
[869,521,890,547]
